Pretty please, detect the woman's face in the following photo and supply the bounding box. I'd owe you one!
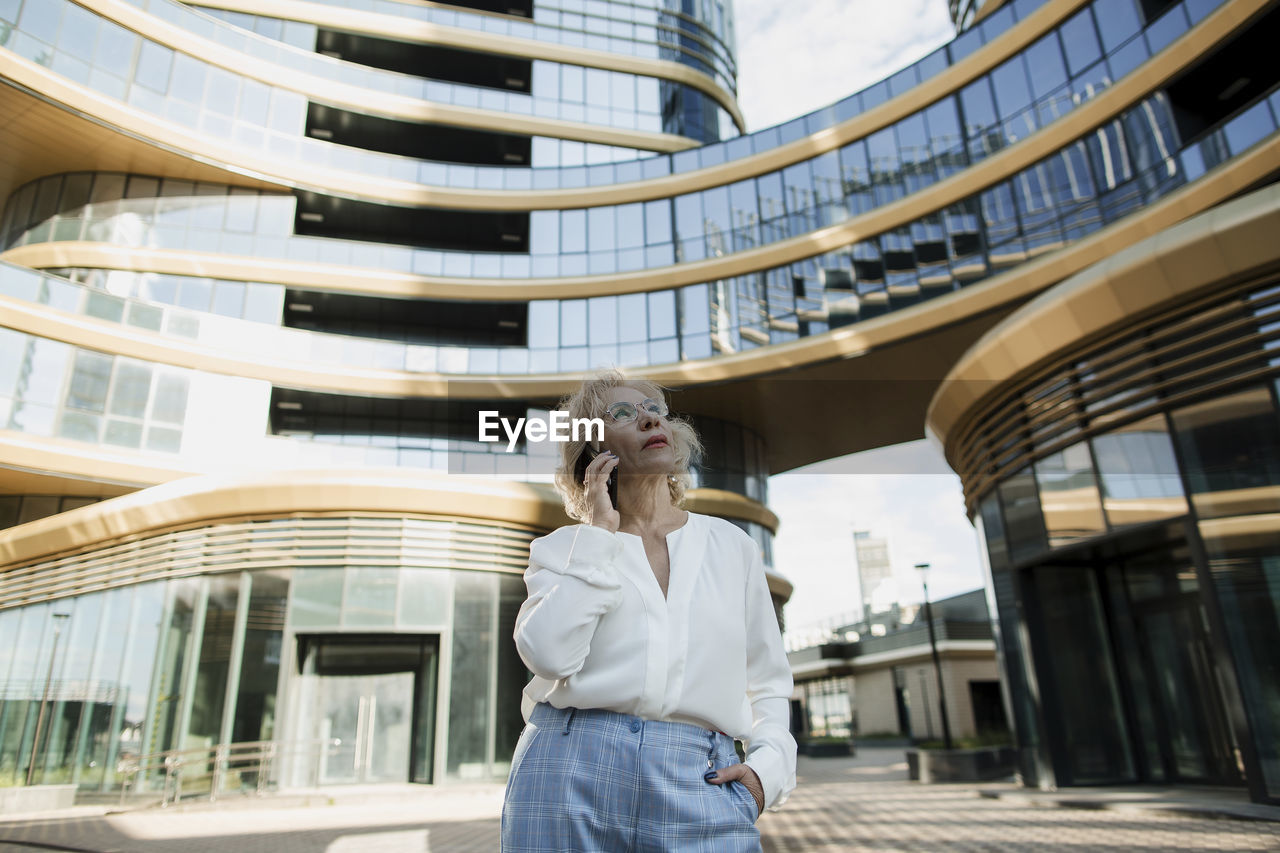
[598,385,675,476]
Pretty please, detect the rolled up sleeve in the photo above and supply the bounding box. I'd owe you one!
[514,525,625,680]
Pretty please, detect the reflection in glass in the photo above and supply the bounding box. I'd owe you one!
[1028,565,1134,784]
[1198,529,1280,797]
[1034,442,1106,546]
[1170,386,1280,519]
[998,466,1047,564]
[447,572,495,780]
[1091,414,1188,526]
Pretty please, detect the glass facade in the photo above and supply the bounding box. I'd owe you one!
[1,0,1277,802]
[0,516,535,791]
[964,277,1280,802]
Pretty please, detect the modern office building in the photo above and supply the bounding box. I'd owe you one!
[0,0,1276,805]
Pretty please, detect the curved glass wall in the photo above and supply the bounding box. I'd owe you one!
[0,514,537,789]
[5,80,1275,371]
[967,277,1280,799]
[0,0,1237,196]
[193,2,738,143]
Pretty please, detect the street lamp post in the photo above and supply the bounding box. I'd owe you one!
[26,612,70,786]
[914,564,954,751]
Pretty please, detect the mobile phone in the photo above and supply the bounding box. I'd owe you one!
[576,447,618,509]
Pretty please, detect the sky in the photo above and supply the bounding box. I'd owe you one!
[728,1,984,635]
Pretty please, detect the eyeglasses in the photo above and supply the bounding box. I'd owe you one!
[606,397,668,424]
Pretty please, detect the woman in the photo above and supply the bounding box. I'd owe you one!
[501,371,796,852]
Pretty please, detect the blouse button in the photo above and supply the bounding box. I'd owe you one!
[630,720,641,733]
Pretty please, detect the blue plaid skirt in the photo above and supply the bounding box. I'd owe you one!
[501,703,762,852]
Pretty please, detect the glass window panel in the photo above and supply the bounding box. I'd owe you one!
[528,301,559,348]
[398,568,451,628]
[1034,442,1106,546]
[839,141,872,215]
[727,178,759,250]
[0,602,51,783]
[615,202,644,250]
[1025,32,1068,102]
[644,199,672,245]
[701,186,731,256]
[588,295,618,345]
[107,360,151,418]
[528,211,559,255]
[1099,0,1144,52]
[560,299,587,347]
[1196,530,1280,797]
[1170,386,1280,519]
[1059,7,1102,77]
[960,77,1000,159]
[755,172,786,241]
[447,572,495,780]
[66,350,112,413]
[187,576,240,749]
[616,292,647,343]
[648,290,676,339]
[560,209,586,254]
[587,206,615,253]
[289,568,343,628]
[134,41,173,95]
[150,374,188,425]
[1029,566,1134,784]
[998,465,1047,564]
[991,54,1034,118]
[1091,414,1188,527]
[103,418,142,448]
[673,192,704,262]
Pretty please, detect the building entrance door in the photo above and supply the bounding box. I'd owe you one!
[316,671,413,784]
[1118,553,1242,786]
[295,635,438,785]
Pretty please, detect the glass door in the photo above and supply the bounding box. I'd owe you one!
[1122,557,1242,786]
[316,672,414,784]
[294,635,438,787]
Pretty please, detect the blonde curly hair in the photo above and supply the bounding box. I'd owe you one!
[553,369,702,521]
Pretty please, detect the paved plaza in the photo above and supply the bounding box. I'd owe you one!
[0,748,1276,852]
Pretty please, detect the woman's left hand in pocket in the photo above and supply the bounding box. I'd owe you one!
[705,762,764,817]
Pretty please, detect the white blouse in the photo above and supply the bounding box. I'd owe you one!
[514,512,797,810]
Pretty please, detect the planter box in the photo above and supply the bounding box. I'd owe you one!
[801,740,855,757]
[0,785,76,815]
[907,746,1016,783]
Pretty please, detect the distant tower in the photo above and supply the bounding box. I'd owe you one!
[853,530,895,623]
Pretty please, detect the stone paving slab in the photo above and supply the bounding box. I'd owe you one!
[0,748,1274,851]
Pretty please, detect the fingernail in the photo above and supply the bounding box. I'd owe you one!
[703,770,717,782]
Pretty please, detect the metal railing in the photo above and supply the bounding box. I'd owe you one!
[115,738,342,808]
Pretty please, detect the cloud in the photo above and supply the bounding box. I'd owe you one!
[733,0,956,130]
[769,440,986,635]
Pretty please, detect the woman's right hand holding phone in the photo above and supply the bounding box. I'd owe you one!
[585,450,621,533]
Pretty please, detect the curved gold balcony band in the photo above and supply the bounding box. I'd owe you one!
[971,0,1013,26]
[19,0,1102,211]
[71,0,698,152]
[184,0,746,130]
[4,131,1276,406]
[0,461,785,597]
[924,181,1280,461]
[0,466,561,572]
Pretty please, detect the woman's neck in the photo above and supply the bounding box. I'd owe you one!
[616,475,684,534]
